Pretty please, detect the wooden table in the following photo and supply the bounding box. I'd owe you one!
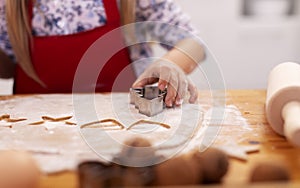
[222,90,300,186]
[3,90,300,187]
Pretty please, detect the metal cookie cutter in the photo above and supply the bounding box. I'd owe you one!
[130,85,167,117]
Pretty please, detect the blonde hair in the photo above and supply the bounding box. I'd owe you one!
[6,0,136,86]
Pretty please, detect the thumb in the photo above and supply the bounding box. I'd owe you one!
[132,77,158,88]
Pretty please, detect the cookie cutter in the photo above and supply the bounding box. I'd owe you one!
[130,85,167,117]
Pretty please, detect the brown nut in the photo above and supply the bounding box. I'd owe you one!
[0,150,40,188]
[123,137,152,147]
[153,154,202,186]
[114,137,160,186]
[250,162,290,182]
[114,137,157,167]
[122,166,155,187]
[78,162,122,188]
[194,148,229,184]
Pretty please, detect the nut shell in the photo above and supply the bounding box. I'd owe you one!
[250,162,290,182]
[0,150,40,188]
[194,148,229,184]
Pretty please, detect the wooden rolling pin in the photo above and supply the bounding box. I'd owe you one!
[266,62,300,147]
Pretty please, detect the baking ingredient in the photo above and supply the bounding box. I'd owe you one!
[78,161,122,188]
[115,137,158,186]
[154,148,228,185]
[78,137,229,187]
[250,162,290,182]
[122,166,154,186]
[114,137,157,166]
[193,148,229,184]
[0,94,246,174]
[0,150,40,188]
[154,154,202,185]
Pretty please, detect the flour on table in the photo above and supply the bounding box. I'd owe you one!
[0,94,252,173]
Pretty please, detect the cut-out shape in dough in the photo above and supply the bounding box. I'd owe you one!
[80,119,125,130]
[0,114,27,128]
[41,115,73,122]
[65,121,77,125]
[0,114,27,122]
[0,114,10,120]
[28,121,45,125]
[80,119,171,131]
[127,120,171,130]
[29,115,76,126]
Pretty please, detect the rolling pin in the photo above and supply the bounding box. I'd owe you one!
[266,62,300,147]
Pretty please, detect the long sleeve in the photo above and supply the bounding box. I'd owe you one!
[130,0,201,76]
[0,0,16,62]
[136,0,198,49]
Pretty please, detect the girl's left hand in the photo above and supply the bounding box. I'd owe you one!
[132,60,198,107]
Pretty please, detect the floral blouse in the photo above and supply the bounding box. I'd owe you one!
[0,0,198,76]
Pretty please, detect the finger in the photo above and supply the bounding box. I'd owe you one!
[158,66,171,91]
[158,79,168,91]
[132,77,158,88]
[165,77,179,107]
[165,85,177,107]
[175,79,188,106]
[175,96,183,106]
[188,82,198,103]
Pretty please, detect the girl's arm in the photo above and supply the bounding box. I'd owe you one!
[133,37,205,107]
[163,37,205,74]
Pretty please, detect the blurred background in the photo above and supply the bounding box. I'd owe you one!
[175,0,300,89]
[0,0,300,94]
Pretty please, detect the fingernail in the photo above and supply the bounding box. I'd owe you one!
[165,99,172,107]
[159,84,165,91]
[176,99,183,106]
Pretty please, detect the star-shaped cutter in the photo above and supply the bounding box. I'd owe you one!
[130,85,167,117]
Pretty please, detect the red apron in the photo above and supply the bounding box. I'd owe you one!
[14,0,136,94]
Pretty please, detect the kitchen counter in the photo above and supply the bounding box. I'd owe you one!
[1,90,300,187]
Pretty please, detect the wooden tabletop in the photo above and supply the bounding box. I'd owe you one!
[223,90,300,185]
[3,90,300,187]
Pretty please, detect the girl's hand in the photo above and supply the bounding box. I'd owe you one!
[132,60,198,107]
